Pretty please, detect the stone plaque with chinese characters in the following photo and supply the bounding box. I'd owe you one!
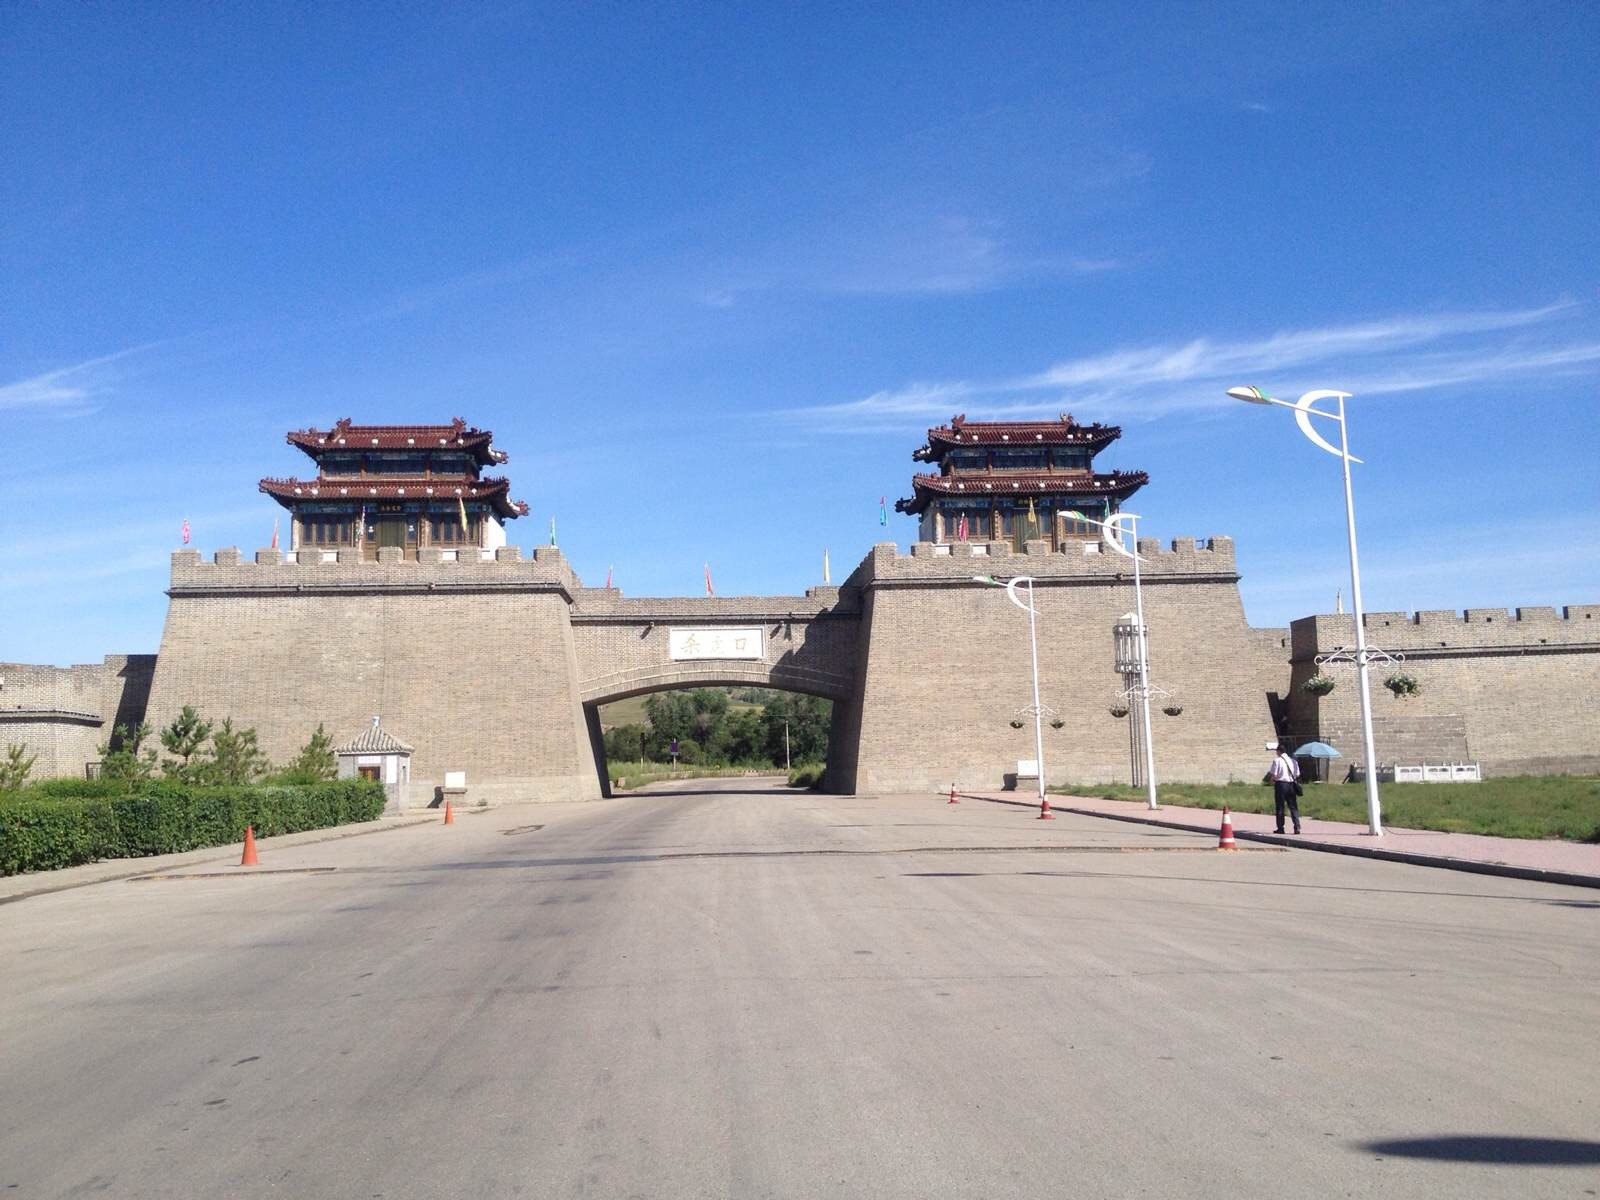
[668,627,765,661]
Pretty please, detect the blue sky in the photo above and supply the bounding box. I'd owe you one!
[4,2,1597,666]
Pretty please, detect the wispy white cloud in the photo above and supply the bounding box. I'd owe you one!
[0,343,163,415]
[789,302,1599,431]
[1238,511,1600,625]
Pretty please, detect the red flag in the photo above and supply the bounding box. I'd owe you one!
[605,565,613,589]
[957,513,968,542]
[270,517,280,550]
[704,563,714,597]
[181,517,191,545]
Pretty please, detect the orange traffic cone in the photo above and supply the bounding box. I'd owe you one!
[1038,797,1055,820]
[240,825,259,866]
[948,783,960,805]
[1217,806,1238,851]
[443,800,454,826]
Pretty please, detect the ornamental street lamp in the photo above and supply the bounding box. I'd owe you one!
[1227,385,1383,835]
[1066,509,1160,810]
[973,574,1054,819]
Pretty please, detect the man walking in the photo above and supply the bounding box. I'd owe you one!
[1268,743,1303,835]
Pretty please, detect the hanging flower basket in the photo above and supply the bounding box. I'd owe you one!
[1108,704,1130,718]
[1009,718,1025,729]
[1049,717,1065,730]
[1302,674,1336,697]
[1384,672,1421,699]
[1161,705,1184,717]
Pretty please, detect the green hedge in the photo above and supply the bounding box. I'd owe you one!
[0,779,386,876]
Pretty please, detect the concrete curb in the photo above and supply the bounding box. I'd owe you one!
[0,815,439,907]
[1009,795,1600,892]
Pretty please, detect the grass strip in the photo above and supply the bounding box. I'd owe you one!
[1052,776,1600,842]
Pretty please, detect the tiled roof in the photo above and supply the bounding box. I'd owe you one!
[895,470,1148,514]
[288,418,508,466]
[335,720,413,755]
[914,413,1120,460]
[259,475,530,518]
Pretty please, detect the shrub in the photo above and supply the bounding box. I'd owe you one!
[0,779,385,876]
[1302,674,1336,696]
[786,763,826,790]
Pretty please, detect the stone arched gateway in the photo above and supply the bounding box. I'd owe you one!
[570,591,862,794]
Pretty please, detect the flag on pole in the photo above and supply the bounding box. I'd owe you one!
[457,494,470,535]
[879,496,887,526]
[605,565,614,589]
[704,563,714,597]
[956,513,969,542]
[1026,496,1038,535]
[181,517,190,545]
[550,516,557,547]
[823,549,831,584]
[271,517,279,550]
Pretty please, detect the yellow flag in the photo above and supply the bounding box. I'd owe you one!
[457,495,470,539]
[1026,496,1038,531]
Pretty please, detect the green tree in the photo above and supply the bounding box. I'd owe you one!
[160,706,213,782]
[644,692,697,750]
[603,723,651,768]
[280,723,338,783]
[724,709,765,764]
[761,694,831,765]
[99,721,158,787]
[0,744,37,792]
[205,718,270,785]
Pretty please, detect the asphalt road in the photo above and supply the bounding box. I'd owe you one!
[2,778,1597,1199]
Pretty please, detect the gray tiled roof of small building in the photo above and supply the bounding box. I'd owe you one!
[335,723,414,754]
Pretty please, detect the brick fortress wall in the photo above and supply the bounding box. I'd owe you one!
[841,536,1279,792]
[0,656,155,778]
[1287,606,1600,775]
[141,546,601,804]
[11,541,1595,794]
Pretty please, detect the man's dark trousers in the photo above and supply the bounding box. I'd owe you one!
[1274,780,1301,833]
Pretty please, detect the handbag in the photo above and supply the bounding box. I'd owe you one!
[1292,780,1304,797]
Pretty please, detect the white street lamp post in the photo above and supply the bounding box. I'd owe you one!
[1067,509,1159,810]
[1227,386,1383,836]
[974,574,1053,819]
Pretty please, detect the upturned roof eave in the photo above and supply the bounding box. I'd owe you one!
[258,476,529,519]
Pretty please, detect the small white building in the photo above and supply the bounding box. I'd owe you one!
[335,717,413,809]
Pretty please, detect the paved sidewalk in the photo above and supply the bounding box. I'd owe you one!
[1033,792,1600,889]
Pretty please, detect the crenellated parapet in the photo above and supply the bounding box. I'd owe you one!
[169,546,583,600]
[842,536,1237,589]
[1290,604,1600,661]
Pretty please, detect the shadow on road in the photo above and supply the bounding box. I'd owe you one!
[1358,1136,1600,1165]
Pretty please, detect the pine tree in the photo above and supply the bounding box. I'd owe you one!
[282,724,338,783]
[206,718,270,785]
[0,744,37,792]
[160,706,213,783]
[99,722,158,787]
